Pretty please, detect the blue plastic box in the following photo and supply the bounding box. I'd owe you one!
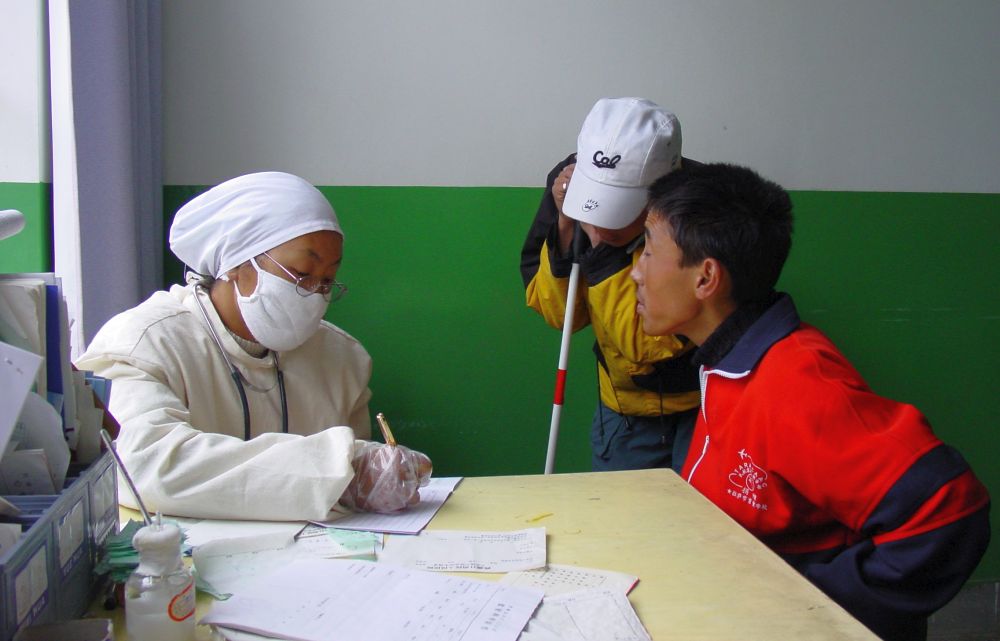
[0,451,118,641]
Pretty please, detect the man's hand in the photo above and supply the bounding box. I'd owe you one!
[553,164,576,256]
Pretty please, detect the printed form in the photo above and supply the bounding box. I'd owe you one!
[379,527,546,572]
[518,588,652,641]
[200,558,543,641]
[500,563,638,596]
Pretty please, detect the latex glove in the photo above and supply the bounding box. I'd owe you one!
[340,441,433,514]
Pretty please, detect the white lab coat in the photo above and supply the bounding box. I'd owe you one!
[76,283,373,521]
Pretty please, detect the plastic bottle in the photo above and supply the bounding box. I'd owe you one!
[125,515,196,641]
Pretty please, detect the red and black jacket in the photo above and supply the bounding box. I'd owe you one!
[682,293,990,641]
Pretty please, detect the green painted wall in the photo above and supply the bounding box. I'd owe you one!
[157,185,996,581]
[0,182,51,272]
[780,191,999,582]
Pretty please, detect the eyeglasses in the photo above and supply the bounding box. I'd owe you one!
[260,252,348,302]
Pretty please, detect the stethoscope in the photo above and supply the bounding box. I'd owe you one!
[191,280,288,440]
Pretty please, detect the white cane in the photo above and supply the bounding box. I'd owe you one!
[545,227,584,474]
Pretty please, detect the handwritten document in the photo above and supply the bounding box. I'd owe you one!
[379,527,546,572]
[315,476,463,534]
[517,588,651,641]
[501,564,638,596]
[200,558,544,641]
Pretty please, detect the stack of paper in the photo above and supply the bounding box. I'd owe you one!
[0,278,48,396]
[0,273,77,451]
[201,558,544,641]
[517,588,651,641]
[379,527,547,573]
[70,369,110,464]
[501,564,638,596]
[177,482,649,641]
[0,522,20,555]
[0,391,70,494]
[1,340,70,496]
[192,524,381,598]
[0,342,43,458]
[0,273,108,489]
[500,564,650,641]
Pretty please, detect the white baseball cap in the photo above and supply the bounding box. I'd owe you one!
[0,210,25,241]
[563,98,682,229]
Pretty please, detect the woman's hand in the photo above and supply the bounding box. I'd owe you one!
[339,442,433,513]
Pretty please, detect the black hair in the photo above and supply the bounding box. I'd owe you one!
[646,163,793,304]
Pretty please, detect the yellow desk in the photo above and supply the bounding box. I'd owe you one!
[98,469,878,640]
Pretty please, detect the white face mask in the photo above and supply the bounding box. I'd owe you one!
[235,257,329,351]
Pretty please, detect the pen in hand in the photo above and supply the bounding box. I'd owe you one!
[376,412,397,447]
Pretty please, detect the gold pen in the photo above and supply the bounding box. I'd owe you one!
[376,412,397,447]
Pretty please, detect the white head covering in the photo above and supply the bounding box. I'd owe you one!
[169,171,342,279]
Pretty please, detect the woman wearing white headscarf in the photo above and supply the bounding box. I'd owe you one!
[77,172,430,521]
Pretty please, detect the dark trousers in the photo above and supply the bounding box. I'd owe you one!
[591,402,698,473]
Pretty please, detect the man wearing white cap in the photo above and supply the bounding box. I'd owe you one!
[77,172,431,521]
[520,98,700,472]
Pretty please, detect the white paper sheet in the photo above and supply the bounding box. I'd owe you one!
[517,588,651,641]
[0,279,47,395]
[0,274,76,450]
[0,523,21,555]
[71,370,103,464]
[193,527,380,597]
[293,524,380,558]
[0,496,20,517]
[54,283,78,450]
[174,517,306,548]
[313,476,463,534]
[12,391,71,491]
[0,448,56,494]
[200,558,543,641]
[500,564,638,596]
[379,527,546,573]
[0,311,34,353]
[0,341,43,455]
[215,628,281,641]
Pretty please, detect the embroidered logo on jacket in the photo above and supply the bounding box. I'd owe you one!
[592,151,621,169]
[726,448,769,511]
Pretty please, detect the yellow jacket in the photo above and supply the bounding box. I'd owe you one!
[521,155,700,417]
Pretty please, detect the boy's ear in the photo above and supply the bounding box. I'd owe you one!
[694,258,726,300]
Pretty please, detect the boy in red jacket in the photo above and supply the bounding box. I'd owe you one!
[630,162,990,641]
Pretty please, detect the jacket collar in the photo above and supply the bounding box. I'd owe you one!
[704,293,801,376]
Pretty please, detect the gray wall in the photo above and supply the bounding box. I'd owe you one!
[160,0,1000,191]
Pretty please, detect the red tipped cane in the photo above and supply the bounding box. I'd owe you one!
[545,228,585,474]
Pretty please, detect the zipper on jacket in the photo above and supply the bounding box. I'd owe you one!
[699,366,709,422]
[686,435,709,483]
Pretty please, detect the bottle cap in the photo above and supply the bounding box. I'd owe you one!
[132,519,184,575]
